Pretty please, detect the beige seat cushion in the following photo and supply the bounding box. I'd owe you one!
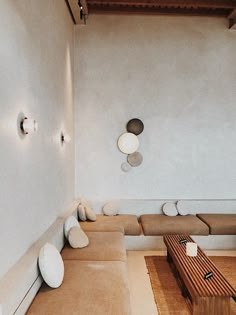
[197,213,236,235]
[80,214,141,235]
[62,232,126,262]
[140,214,209,236]
[26,260,131,315]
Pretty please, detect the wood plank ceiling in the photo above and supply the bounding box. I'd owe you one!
[66,0,236,28]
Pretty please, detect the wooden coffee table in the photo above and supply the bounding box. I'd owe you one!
[163,235,236,315]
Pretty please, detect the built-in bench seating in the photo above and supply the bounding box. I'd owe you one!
[61,231,126,262]
[140,214,209,235]
[26,260,131,315]
[196,213,236,235]
[26,212,236,315]
[26,231,131,315]
[80,214,141,235]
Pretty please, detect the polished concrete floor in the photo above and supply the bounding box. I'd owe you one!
[127,250,236,315]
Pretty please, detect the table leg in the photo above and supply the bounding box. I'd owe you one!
[167,250,172,263]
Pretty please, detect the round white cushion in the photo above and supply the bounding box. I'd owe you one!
[68,226,89,248]
[78,204,87,221]
[102,202,120,216]
[38,243,64,288]
[162,202,178,216]
[176,200,190,216]
[64,216,80,239]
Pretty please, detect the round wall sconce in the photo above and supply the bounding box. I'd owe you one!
[20,117,38,135]
[127,151,143,167]
[61,132,71,144]
[118,132,139,154]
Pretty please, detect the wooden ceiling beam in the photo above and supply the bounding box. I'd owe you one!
[88,6,232,17]
[65,0,236,23]
[87,0,236,9]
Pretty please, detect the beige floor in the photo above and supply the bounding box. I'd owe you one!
[127,250,236,315]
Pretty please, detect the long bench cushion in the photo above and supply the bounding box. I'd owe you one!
[61,231,126,262]
[197,214,236,235]
[140,214,209,236]
[80,215,141,235]
[26,260,131,315]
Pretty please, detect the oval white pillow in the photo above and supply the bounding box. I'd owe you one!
[85,206,96,221]
[68,226,89,248]
[162,202,178,216]
[103,202,120,216]
[78,204,87,221]
[64,216,80,239]
[38,243,64,288]
[79,198,91,207]
[176,200,190,216]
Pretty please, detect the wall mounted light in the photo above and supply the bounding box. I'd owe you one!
[20,117,38,135]
[61,132,71,144]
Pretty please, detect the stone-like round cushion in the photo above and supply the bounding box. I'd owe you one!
[68,226,89,249]
[78,204,87,221]
[176,200,190,216]
[103,202,120,216]
[162,202,178,216]
[38,243,64,288]
[85,206,96,221]
[64,216,80,239]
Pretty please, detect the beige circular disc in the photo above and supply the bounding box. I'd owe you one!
[127,152,143,167]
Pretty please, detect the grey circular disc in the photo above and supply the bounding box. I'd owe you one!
[127,152,143,167]
[121,162,132,172]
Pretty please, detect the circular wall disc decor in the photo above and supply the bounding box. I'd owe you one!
[127,118,144,135]
[127,151,143,167]
[121,162,132,172]
[118,132,139,154]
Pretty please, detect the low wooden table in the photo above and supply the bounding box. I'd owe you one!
[163,235,236,315]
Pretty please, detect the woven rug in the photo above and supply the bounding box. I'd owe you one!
[145,256,236,315]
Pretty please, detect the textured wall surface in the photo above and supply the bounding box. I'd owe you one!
[74,15,236,202]
[0,0,74,280]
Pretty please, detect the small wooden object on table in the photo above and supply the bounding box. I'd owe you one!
[163,235,236,315]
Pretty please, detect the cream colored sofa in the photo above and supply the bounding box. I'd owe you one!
[26,213,235,315]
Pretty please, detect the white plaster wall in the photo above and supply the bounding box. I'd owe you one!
[74,15,236,202]
[0,0,74,280]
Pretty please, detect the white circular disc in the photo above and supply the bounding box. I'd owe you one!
[118,133,139,154]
